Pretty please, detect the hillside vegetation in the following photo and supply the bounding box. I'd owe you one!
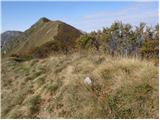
[1,53,158,118]
[1,20,159,60]
[76,22,159,59]
[1,18,159,118]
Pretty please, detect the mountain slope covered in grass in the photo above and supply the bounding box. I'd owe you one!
[1,53,158,118]
[2,17,82,57]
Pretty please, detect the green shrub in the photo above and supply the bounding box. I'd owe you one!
[76,34,95,49]
[27,95,41,114]
[141,39,159,59]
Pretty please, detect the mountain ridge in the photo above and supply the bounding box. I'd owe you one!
[1,17,82,58]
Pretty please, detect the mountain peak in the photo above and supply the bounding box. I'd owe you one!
[2,17,82,58]
[37,17,51,23]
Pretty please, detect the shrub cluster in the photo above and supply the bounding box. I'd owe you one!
[76,22,159,58]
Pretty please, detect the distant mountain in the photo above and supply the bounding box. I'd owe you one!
[2,17,82,58]
[1,31,27,55]
[1,31,23,47]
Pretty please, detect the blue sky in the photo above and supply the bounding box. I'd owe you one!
[2,1,159,32]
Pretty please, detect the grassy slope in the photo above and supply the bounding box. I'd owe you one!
[3,20,81,57]
[1,53,158,118]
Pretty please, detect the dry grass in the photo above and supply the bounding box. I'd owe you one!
[1,53,158,118]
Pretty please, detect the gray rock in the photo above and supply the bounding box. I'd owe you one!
[84,77,92,85]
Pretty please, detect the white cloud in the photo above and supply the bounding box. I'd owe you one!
[72,2,158,32]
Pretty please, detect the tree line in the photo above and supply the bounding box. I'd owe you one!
[76,21,159,59]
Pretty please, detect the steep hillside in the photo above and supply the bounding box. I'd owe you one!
[2,17,82,57]
[1,53,158,118]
